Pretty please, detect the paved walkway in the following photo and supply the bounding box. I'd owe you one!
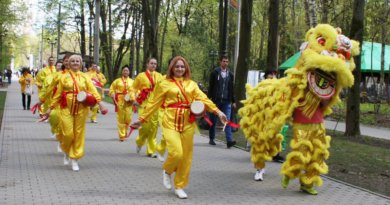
[0,82,389,204]
[324,120,390,140]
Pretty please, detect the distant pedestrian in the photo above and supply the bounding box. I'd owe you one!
[207,55,236,148]
[18,68,34,110]
[6,69,12,84]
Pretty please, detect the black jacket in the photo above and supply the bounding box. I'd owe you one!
[207,67,235,104]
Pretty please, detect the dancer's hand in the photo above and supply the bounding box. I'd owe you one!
[217,111,227,124]
[130,120,142,129]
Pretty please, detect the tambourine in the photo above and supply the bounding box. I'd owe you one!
[190,101,205,118]
[77,91,97,107]
[307,70,336,100]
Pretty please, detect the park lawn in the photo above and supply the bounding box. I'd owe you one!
[200,127,390,197]
[330,102,390,127]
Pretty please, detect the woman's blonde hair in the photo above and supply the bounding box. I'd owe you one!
[68,55,83,70]
[166,56,191,80]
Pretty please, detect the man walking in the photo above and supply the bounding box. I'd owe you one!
[207,56,236,148]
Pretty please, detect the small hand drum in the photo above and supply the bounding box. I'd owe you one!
[124,94,132,102]
[77,91,97,107]
[307,70,336,100]
[190,101,205,117]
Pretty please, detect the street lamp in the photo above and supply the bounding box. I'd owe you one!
[88,15,94,59]
[47,38,57,57]
[75,15,82,27]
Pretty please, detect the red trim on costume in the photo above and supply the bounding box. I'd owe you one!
[293,107,324,123]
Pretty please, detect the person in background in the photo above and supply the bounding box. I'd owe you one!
[46,55,107,171]
[132,57,163,158]
[6,68,12,84]
[96,66,107,97]
[18,67,34,110]
[86,63,102,123]
[207,55,236,148]
[109,65,136,142]
[35,56,56,117]
[130,56,227,199]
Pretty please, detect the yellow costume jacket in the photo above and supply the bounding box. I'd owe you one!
[133,70,163,105]
[19,73,34,93]
[140,77,220,132]
[35,66,56,88]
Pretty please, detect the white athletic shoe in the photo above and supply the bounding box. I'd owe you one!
[71,160,79,171]
[254,168,265,181]
[57,143,62,153]
[157,153,165,162]
[162,170,172,189]
[63,154,70,165]
[174,189,188,199]
[136,146,141,154]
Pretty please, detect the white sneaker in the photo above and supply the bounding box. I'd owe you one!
[57,143,62,153]
[174,189,188,199]
[157,153,165,162]
[50,133,56,138]
[162,170,172,189]
[254,168,265,181]
[71,160,79,171]
[63,154,70,165]
[136,146,141,154]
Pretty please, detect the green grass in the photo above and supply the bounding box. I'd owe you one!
[331,102,390,127]
[103,95,114,104]
[0,91,6,131]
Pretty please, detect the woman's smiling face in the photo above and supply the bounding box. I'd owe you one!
[173,60,186,77]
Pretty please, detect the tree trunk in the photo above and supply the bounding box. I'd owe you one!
[266,0,279,72]
[304,0,317,28]
[159,0,171,72]
[142,0,161,69]
[80,0,86,61]
[136,3,143,75]
[235,0,253,109]
[345,0,365,137]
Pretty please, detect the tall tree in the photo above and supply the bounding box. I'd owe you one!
[345,0,365,137]
[266,0,279,72]
[158,0,171,71]
[142,0,161,69]
[304,0,317,28]
[235,0,253,109]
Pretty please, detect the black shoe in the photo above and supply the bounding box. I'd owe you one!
[27,107,30,110]
[272,154,285,163]
[227,141,236,148]
[209,140,216,145]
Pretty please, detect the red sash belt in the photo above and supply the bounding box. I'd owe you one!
[114,93,125,112]
[61,92,77,108]
[166,103,213,126]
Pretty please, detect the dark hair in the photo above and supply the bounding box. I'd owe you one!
[166,56,191,80]
[219,55,228,61]
[21,67,30,74]
[264,70,277,78]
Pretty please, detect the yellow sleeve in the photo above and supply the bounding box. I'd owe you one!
[85,75,102,102]
[139,81,167,122]
[50,75,64,109]
[132,73,142,91]
[98,73,107,86]
[109,79,119,96]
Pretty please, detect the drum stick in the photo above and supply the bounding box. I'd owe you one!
[222,122,227,132]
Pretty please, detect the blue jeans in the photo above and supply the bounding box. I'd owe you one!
[209,102,232,142]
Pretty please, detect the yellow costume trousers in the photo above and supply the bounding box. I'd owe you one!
[89,105,99,121]
[117,104,132,140]
[136,106,158,155]
[163,126,195,189]
[49,108,61,141]
[280,123,331,187]
[59,107,88,160]
[156,109,166,155]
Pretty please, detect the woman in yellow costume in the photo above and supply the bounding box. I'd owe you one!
[18,68,34,110]
[38,54,72,152]
[131,56,227,199]
[133,57,163,157]
[109,65,136,142]
[46,55,107,171]
[239,24,359,195]
[86,63,104,123]
[35,56,56,117]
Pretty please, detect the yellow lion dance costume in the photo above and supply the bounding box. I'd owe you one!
[238,24,360,195]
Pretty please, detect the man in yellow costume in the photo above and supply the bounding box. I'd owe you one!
[109,65,136,142]
[86,63,104,123]
[35,56,56,116]
[133,57,163,157]
[239,24,360,195]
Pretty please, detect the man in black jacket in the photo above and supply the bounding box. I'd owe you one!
[207,56,236,148]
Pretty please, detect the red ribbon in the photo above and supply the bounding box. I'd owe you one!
[226,121,240,128]
[132,105,137,113]
[92,78,103,88]
[126,125,137,139]
[31,103,40,114]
